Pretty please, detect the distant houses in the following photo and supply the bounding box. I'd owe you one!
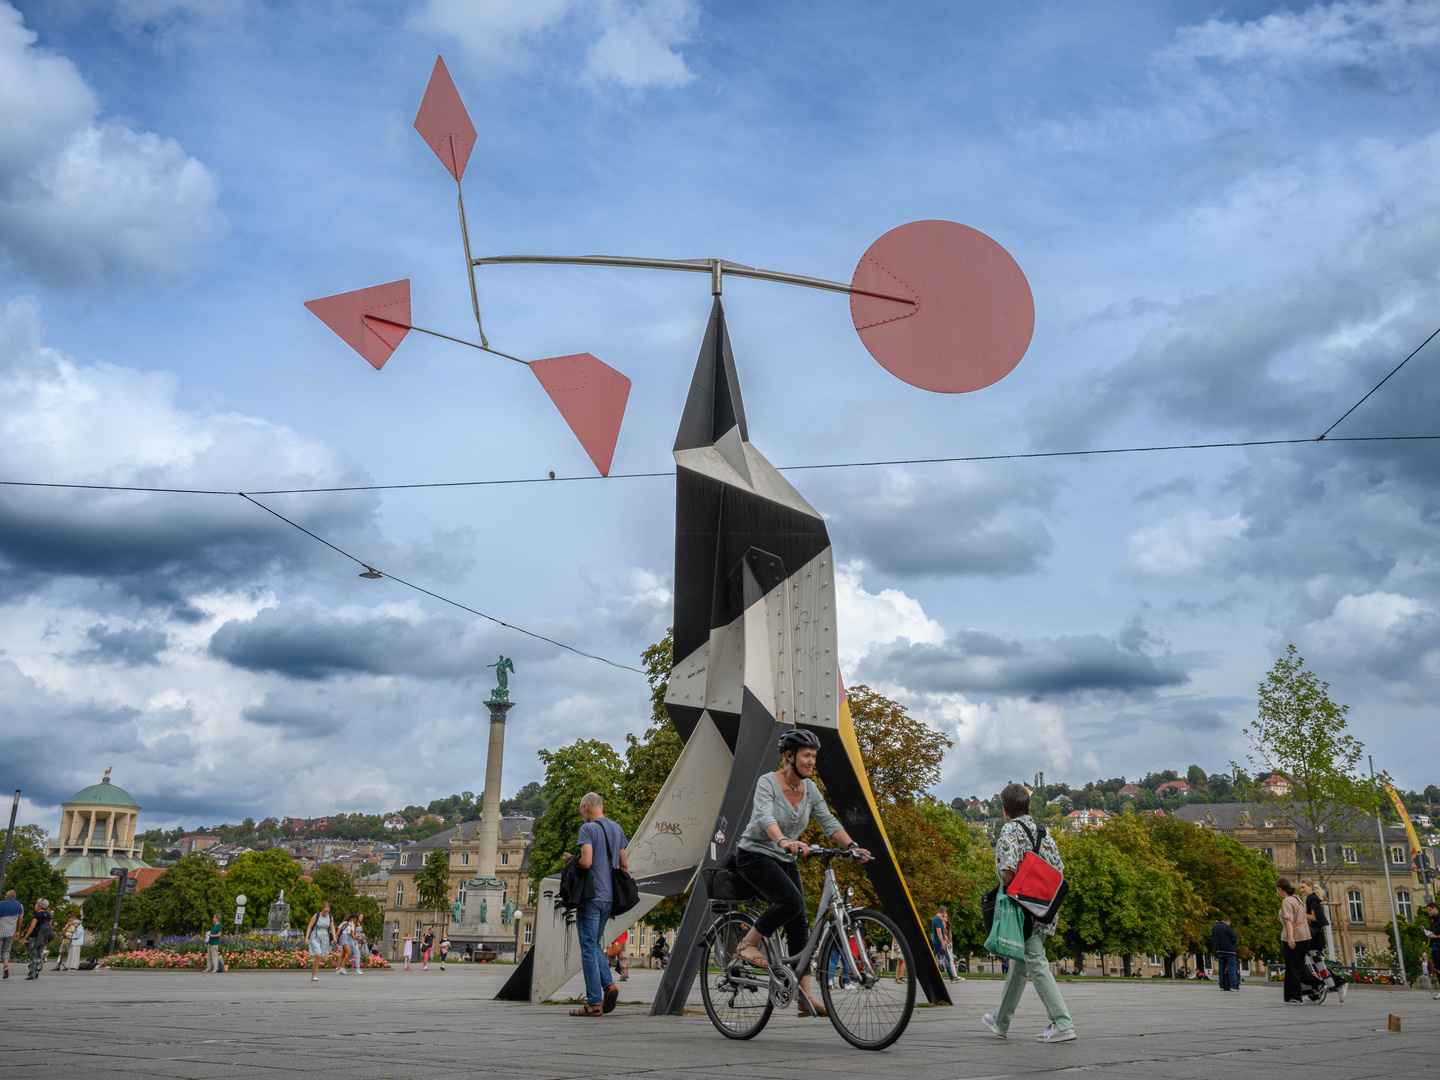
[1154,779,1190,799]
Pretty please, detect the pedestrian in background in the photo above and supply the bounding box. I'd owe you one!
[650,932,667,970]
[17,898,53,980]
[305,902,333,982]
[53,916,79,971]
[336,913,359,975]
[401,933,413,970]
[1424,900,1440,1000]
[1210,915,1239,991]
[608,929,630,981]
[1298,878,1345,1002]
[0,889,22,980]
[982,783,1075,1043]
[421,929,434,969]
[1278,879,1324,1004]
[64,918,84,971]
[438,934,450,970]
[205,914,223,973]
[565,791,628,1017]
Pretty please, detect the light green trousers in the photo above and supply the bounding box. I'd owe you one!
[993,930,1073,1034]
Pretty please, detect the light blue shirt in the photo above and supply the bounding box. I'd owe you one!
[738,773,843,863]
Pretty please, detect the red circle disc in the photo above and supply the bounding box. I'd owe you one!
[851,219,1035,394]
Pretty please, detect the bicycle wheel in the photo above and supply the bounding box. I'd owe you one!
[700,911,774,1040]
[819,907,915,1050]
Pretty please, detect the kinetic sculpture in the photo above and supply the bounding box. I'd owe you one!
[307,58,1036,1012]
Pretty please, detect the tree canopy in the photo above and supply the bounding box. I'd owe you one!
[142,854,226,936]
[413,849,452,934]
[4,850,68,914]
[528,739,635,893]
[223,848,321,930]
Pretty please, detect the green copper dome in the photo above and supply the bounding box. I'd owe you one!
[64,775,139,808]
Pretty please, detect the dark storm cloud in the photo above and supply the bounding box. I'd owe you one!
[819,464,1056,579]
[242,698,346,737]
[209,603,495,681]
[862,629,1189,700]
[74,623,169,665]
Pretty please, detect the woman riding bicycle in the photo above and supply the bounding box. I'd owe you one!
[733,727,870,1017]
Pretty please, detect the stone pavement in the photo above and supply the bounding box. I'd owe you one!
[1,965,1435,1079]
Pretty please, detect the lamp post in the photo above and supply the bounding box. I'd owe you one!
[234,893,248,930]
[0,790,19,895]
[1371,756,1408,985]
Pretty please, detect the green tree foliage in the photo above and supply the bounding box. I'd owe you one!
[223,848,321,930]
[312,863,382,939]
[142,854,226,935]
[1238,645,1386,890]
[1052,829,1183,972]
[3,850,68,912]
[1381,917,1430,981]
[81,881,146,944]
[413,849,452,935]
[500,781,549,815]
[529,739,634,893]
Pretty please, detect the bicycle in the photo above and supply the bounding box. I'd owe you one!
[698,848,916,1051]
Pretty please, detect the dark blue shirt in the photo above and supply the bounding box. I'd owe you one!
[578,817,627,906]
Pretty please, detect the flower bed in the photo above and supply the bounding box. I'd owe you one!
[107,945,390,970]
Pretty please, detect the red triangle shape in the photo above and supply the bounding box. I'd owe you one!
[529,353,631,476]
[413,56,476,182]
[305,280,411,370]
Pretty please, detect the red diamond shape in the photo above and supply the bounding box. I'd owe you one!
[413,56,476,182]
[305,280,411,370]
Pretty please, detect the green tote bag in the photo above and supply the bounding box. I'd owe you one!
[983,893,1027,961]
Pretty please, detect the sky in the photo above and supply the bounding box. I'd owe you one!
[4,0,1440,834]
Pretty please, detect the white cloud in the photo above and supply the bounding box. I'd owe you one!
[0,2,224,286]
[1128,511,1248,580]
[834,561,944,671]
[413,0,698,90]
[908,690,1076,796]
[1169,0,1440,70]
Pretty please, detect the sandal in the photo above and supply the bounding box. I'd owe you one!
[603,983,620,1013]
[735,945,769,968]
[797,995,827,1018]
[568,1004,604,1016]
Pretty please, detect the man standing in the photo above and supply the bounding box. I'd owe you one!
[566,792,628,1017]
[931,906,961,982]
[0,890,22,980]
[206,914,223,973]
[1210,915,1239,991]
[1298,878,1345,1003]
[982,783,1075,1043]
[1423,900,1439,999]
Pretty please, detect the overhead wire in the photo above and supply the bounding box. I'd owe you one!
[1317,323,1440,440]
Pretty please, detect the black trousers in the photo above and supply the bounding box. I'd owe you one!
[1283,942,1323,1001]
[736,849,810,960]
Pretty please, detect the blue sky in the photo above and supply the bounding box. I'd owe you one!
[4,0,1440,832]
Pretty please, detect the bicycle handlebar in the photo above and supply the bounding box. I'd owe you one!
[799,846,863,861]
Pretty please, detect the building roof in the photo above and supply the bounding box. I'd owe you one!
[70,866,166,897]
[1176,802,1410,843]
[64,774,139,808]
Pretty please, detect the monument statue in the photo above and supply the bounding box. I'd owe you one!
[480,897,489,924]
[266,889,291,933]
[487,655,515,701]
[452,899,462,923]
[503,900,515,925]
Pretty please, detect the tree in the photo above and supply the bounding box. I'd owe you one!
[82,881,146,944]
[1237,645,1386,891]
[223,848,321,930]
[142,854,226,935]
[312,863,382,939]
[4,851,67,913]
[1186,765,1208,791]
[844,685,950,804]
[500,782,549,815]
[529,739,634,894]
[413,849,452,938]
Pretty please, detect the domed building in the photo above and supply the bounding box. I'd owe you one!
[46,769,149,895]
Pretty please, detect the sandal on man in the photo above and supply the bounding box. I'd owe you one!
[735,945,768,968]
[569,1004,604,1016]
[603,982,620,1013]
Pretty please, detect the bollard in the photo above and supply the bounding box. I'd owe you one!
[1387,1014,1401,1032]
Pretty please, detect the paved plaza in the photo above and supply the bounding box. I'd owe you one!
[2,966,1436,1079]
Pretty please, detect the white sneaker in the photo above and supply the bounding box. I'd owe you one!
[981,1014,1006,1039]
[1037,1024,1076,1042]
[1336,982,1347,1003]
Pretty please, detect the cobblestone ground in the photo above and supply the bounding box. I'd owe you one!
[1,965,1435,1079]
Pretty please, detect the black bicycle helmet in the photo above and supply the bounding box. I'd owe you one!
[777,728,822,755]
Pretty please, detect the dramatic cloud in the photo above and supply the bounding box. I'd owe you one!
[861,628,1189,700]
[821,463,1056,579]
[74,623,170,666]
[0,3,224,286]
[834,562,945,670]
[414,0,699,90]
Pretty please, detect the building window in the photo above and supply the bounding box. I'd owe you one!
[501,852,509,865]
[523,923,533,945]
[1240,959,1251,976]
[395,883,404,907]
[1342,846,1356,864]
[1259,848,1274,862]
[1347,890,1364,924]
[1148,955,1162,966]
[400,853,408,866]
[1309,846,1325,864]
[1354,943,1367,962]
[1397,890,1413,921]
[1390,846,1405,865]
[461,853,469,866]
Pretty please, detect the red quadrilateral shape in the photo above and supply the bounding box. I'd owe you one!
[852,219,1034,394]
[413,56,476,182]
[305,280,412,370]
[529,353,632,476]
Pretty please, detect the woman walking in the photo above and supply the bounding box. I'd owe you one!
[1278,879,1325,1003]
[401,932,413,970]
[305,902,334,982]
[421,929,434,970]
[17,899,53,980]
[438,934,450,971]
[65,918,84,970]
[53,916,80,971]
